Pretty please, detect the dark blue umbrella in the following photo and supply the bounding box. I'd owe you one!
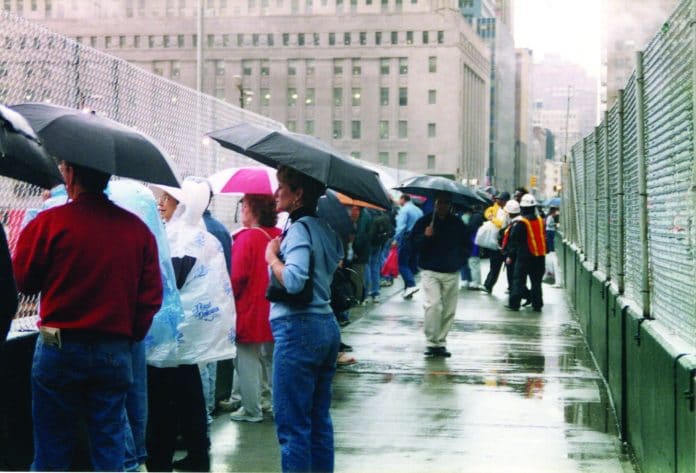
[395,175,487,207]
[317,190,352,241]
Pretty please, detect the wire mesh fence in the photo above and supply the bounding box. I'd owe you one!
[1,12,284,323]
[561,0,696,348]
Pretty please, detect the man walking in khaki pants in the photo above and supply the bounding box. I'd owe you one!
[411,191,469,358]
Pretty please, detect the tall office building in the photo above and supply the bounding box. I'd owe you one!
[602,0,679,109]
[4,0,491,181]
[459,0,516,192]
[514,47,533,190]
[532,54,597,160]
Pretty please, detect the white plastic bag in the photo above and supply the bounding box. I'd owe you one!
[475,221,501,250]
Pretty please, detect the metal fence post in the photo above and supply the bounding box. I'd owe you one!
[582,141,589,261]
[616,90,625,294]
[635,51,651,318]
[593,128,600,271]
[603,112,610,277]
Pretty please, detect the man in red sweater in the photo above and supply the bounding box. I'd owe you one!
[12,160,162,471]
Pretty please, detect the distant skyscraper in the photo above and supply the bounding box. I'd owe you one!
[12,0,491,181]
[515,48,534,190]
[602,0,679,109]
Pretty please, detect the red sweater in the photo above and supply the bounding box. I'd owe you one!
[231,226,281,343]
[12,192,162,341]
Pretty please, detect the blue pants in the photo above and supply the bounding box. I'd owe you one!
[124,341,148,471]
[31,335,132,471]
[397,238,418,288]
[271,314,340,473]
[365,247,383,297]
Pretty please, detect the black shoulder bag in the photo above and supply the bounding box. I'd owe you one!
[265,221,314,306]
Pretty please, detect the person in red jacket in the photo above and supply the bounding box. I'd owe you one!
[12,160,162,471]
[229,193,281,422]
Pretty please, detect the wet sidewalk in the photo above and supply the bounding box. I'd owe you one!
[207,263,637,473]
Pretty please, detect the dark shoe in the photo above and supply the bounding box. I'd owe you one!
[339,342,353,352]
[532,307,542,313]
[483,286,492,294]
[338,319,351,327]
[504,305,519,311]
[424,347,451,358]
[522,299,532,307]
[172,455,210,472]
[435,347,452,357]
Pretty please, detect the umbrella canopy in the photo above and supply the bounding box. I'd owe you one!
[334,191,384,211]
[207,122,391,210]
[10,103,180,187]
[0,104,63,189]
[395,175,487,207]
[317,190,353,241]
[544,197,561,208]
[208,166,277,195]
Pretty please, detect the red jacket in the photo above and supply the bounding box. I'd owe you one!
[12,193,162,341]
[231,226,281,343]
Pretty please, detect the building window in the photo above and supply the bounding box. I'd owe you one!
[437,30,444,43]
[260,59,269,76]
[398,120,407,138]
[288,88,298,106]
[329,33,335,46]
[427,122,436,137]
[171,60,181,78]
[399,57,408,74]
[306,58,315,75]
[313,33,320,45]
[333,87,343,107]
[252,33,259,46]
[214,87,225,100]
[352,88,361,106]
[427,154,435,169]
[391,31,398,44]
[399,87,407,106]
[305,88,315,106]
[261,88,270,106]
[375,31,382,45]
[380,0,387,11]
[395,0,402,9]
[359,32,366,45]
[333,120,343,139]
[207,34,214,47]
[333,58,343,75]
[215,60,225,76]
[288,59,297,75]
[242,59,252,75]
[422,31,429,44]
[105,36,112,49]
[153,62,164,76]
[352,58,361,75]
[287,120,297,132]
[378,152,389,165]
[305,120,315,135]
[350,0,357,10]
[283,33,289,46]
[398,152,407,166]
[351,151,361,158]
[267,33,274,46]
[429,56,437,73]
[298,33,305,46]
[177,34,185,47]
[380,58,389,75]
[406,31,413,44]
[238,34,244,46]
[119,35,126,48]
[428,89,436,104]
[344,32,351,45]
[134,35,140,48]
[380,87,389,106]
[351,120,361,139]
[221,35,229,48]
[379,121,389,139]
[148,35,155,48]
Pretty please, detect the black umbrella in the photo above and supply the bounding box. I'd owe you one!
[207,122,391,210]
[0,104,63,189]
[395,175,487,207]
[317,190,353,241]
[10,103,180,187]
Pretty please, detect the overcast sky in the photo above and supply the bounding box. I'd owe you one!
[513,0,602,78]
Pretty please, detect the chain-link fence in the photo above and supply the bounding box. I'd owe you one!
[1,12,285,322]
[562,0,696,348]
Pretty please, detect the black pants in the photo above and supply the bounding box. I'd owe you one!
[509,256,545,310]
[146,365,210,472]
[484,250,505,291]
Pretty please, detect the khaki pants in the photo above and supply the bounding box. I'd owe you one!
[421,269,460,348]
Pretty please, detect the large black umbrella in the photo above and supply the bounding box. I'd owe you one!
[395,175,487,207]
[0,104,62,189]
[207,122,391,210]
[10,103,180,187]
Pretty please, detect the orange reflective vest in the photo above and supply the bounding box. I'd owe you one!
[521,217,547,256]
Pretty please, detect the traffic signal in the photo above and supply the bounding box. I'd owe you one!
[529,175,537,188]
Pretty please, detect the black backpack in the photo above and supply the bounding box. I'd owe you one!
[330,266,360,314]
[369,213,395,247]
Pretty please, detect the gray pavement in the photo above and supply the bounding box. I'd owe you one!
[205,262,637,473]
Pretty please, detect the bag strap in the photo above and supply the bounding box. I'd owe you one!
[249,226,273,241]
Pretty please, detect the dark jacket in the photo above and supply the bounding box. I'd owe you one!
[0,226,17,343]
[411,212,468,273]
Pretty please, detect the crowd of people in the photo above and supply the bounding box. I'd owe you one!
[1,155,560,472]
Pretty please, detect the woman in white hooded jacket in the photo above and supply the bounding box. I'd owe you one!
[147,179,236,472]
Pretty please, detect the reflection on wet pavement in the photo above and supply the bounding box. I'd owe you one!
[208,265,636,473]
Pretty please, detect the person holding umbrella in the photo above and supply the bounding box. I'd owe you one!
[264,165,344,473]
[410,191,469,358]
[12,161,163,471]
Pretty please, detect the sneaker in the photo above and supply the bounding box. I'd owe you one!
[371,295,381,303]
[261,400,273,413]
[380,279,393,287]
[229,407,263,423]
[218,398,241,412]
[459,281,469,290]
[402,286,420,299]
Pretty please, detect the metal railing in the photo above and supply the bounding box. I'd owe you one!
[561,0,696,348]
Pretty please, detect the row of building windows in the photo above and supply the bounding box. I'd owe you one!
[233,56,437,76]
[284,119,437,140]
[351,150,435,170]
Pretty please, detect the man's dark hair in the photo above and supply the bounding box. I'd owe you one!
[401,194,411,202]
[65,161,110,192]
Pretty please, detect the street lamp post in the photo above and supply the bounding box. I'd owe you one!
[233,75,253,109]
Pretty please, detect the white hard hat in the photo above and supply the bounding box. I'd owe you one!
[504,200,520,214]
[520,193,537,207]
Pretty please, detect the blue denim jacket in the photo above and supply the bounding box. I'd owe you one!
[270,216,343,321]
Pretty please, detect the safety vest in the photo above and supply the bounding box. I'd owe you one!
[521,217,547,256]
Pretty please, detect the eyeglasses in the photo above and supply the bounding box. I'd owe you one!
[157,194,170,205]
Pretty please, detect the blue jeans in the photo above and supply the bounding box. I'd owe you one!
[31,334,132,471]
[271,314,340,473]
[397,237,418,288]
[124,341,148,471]
[199,361,217,426]
[366,247,383,297]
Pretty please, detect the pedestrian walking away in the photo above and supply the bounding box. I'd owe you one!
[394,194,423,299]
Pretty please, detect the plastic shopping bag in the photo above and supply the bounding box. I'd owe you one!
[475,221,501,250]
